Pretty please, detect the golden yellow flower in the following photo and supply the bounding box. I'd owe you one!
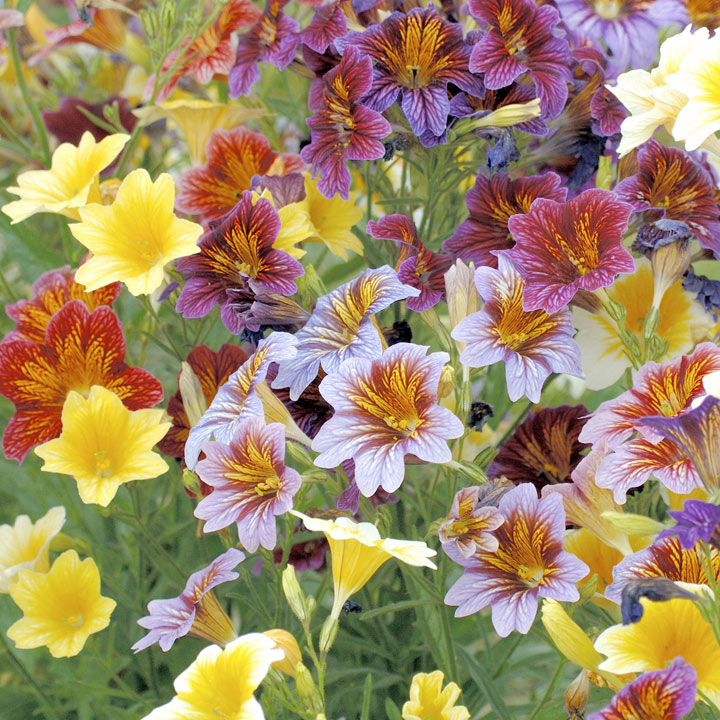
[71,169,202,296]
[0,506,65,593]
[34,386,170,507]
[402,670,470,720]
[8,550,116,658]
[263,628,302,677]
[2,131,129,223]
[143,633,283,720]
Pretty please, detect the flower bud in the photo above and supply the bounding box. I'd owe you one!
[564,670,590,719]
[179,362,207,428]
[255,381,313,446]
[319,614,339,654]
[281,565,307,622]
[263,629,302,677]
[651,234,692,309]
[437,364,455,399]
[471,99,542,129]
[444,260,479,337]
[295,662,324,713]
[181,468,201,497]
[600,511,665,536]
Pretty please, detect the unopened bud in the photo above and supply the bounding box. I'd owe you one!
[263,629,302,677]
[601,511,665,536]
[319,615,339,654]
[437,364,455,399]
[281,565,307,622]
[444,259,479,336]
[179,362,207,427]
[577,572,599,605]
[295,662,324,713]
[182,468,201,497]
[565,670,590,719]
[470,99,541,129]
[571,289,603,314]
[651,234,692,309]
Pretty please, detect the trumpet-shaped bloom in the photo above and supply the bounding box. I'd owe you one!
[185,332,297,469]
[0,506,65,593]
[488,405,590,491]
[659,499,720,550]
[293,511,437,620]
[367,214,451,312]
[271,266,418,401]
[175,192,303,334]
[451,255,582,403]
[439,486,505,566]
[71,169,203,296]
[588,658,697,720]
[444,483,589,636]
[8,550,116,658]
[142,633,282,719]
[0,300,163,462]
[344,5,483,139]
[133,548,244,652]
[402,671,470,720]
[299,1,346,53]
[158,344,249,460]
[176,126,304,222]
[312,343,464,495]
[34,386,170,507]
[467,0,571,120]
[443,172,566,269]
[195,419,301,552]
[506,189,634,314]
[4,265,120,344]
[595,593,720,707]
[2,131,129,223]
[302,46,391,200]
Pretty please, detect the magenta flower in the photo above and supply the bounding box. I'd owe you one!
[367,214,451,311]
[588,659,697,720]
[175,192,304,334]
[311,343,464,495]
[506,189,634,314]
[301,46,391,200]
[132,548,244,652]
[195,419,301,552]
[467,0,572,120]
[444,483,588,636]
[343,5,484,139]
[451,254,582,403]
[185,332,298,469]
[298,1,347,53]
[659,499,720,550]
[228,0,300,97]
[271,266,419,401]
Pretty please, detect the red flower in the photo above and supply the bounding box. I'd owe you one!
[0,301,163,462]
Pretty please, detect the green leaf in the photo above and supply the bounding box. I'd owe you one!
[360,673,373,720]
[460,646,516,720]
[385,698,404,720]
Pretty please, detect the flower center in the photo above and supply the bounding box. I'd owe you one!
[383,414,423,438]
[518,564,544,587]
[592,0,623,18]
[254,475,281,496]
[94,450,114,478]
[63,613,84,629]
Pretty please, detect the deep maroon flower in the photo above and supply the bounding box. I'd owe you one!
[506,189,634,314]
[443,172,567,268]
[43,96,137,146]
[301,46,391,200]
[343,5,484,139]
[367,214,451,311]
[488,405,590,492]
[299,0,347,53]
[615,139,720,257]
[658,499,720,550]
[590,85,626,137]
[228,0,301,97]
[175,192,304,334]
[467,0,572,120]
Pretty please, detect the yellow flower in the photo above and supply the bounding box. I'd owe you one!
[263,628,302,677]
[302,174,364,260]
[0,506,65,593]
[402,670,470,720]
[571,258,711,389]
[292,511,437,621]
[1,131,129,224]
[143,633,283,720]
[7,550,116,658]
[133,100,267,164]
[34,386,170,507]
[71,169,202,296]
[595,589,720,707]
[250,188,314,260]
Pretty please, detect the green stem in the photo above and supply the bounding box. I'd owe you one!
[527,658,566,720]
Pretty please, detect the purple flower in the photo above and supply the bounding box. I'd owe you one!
[451,254,583,403]
[271,266,419,401]
[444,483,588,636]
[195,419,301,552]
[659,499,720,550]
[311,343,465,495]
[132,548,244,652]
[185,332,298,469]
[298,1,347,53]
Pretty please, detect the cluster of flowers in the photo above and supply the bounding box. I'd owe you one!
[3,0,720,717]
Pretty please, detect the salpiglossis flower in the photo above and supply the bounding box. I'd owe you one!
[271,266,419,401]
[445,483,589,636]
[0,300,163,462]
[467,0,571,120]
[659,499,720,550]
[302,45,391,200]
[312,342,464,495]
[34,386,170,507]
[1,131,128,223]
[8,550,116,658]
[344,5,484,140]
[506,189,634,314]
[299,0,346,53]
[71,169,203,296]
[402,670,470,720]
[443,172,567,268]
[142,633,282,720]
[195,419,301,552]
[451,254,582,403]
